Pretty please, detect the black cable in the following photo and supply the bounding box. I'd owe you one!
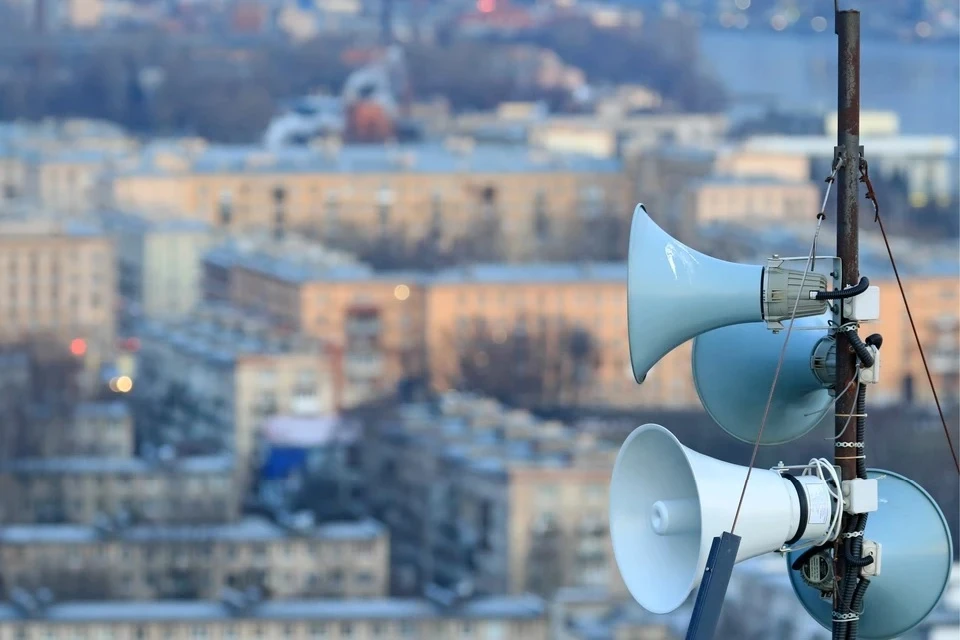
[846,331,875,368]
[816,276,869,300]
[855,383,868,479]
[846,577,871,640]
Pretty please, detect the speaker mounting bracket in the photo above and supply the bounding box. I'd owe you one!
[762,256,842,332]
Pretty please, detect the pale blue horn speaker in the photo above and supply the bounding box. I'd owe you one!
[692,315,836,445]
[787,469,954,640]
[627,203,829,384]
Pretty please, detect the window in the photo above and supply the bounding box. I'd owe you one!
[309,623,327,638]
[340,622,353,638]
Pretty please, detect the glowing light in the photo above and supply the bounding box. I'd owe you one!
[915,21,932,38]
[811,16,827,32]
[771,14,787,31]
[720,12,735,28]
[114,376,134,394]
[70,338,87,357]
[477,0,495,14]
[394,284,410,301]
[734,0,750,9]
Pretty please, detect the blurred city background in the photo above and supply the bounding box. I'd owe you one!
[0,0,957,638]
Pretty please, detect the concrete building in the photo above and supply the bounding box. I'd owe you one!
[0,218,116,374]
[202,247,427,404]
[425,263,667,409]
[0,593,548,640]
[681,176,821,226]
[741,134,958,205]
[0,455,238,525]
[0,517,388,601]
[106,140,630,260]
[358,392,624,599]
[135,304,338,479]
[60,401,134,457]
[99,211,215,320]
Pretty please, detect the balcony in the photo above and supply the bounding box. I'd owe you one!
[930,350,960,375]
[290,394,323,415]
[344,353,384,379]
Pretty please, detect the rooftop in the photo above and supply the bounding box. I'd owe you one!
[0,218,104,239]
[0,594,546,622]
[693,175,814,188]
[0,454,233,476]
[430,262,626,285]
[98,210,211,235]
[385,392,618,477]
[742,134,958,157]
[121,141,623,177]
[73,401,131,422]
[0,516,386,545]
[137,304,329,365]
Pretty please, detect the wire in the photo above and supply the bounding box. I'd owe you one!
[859,157,960,474]
[731,212,827,533]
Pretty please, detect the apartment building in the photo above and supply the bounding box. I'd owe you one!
[99,211,215,320]
[426,263,698,409]
[202,246,427,402]
[741,133,958,205]
[0,455,238,525]
[681,176,821,226]
[0,218,116,373]
[0,517,388,601]
[0,119,136,212]
[867,270,960,406]
[205,255,697,410]
[360,392,625,599]
[135,304,338,476]
[53,401,133,457]
[0,593,548,640]
[106,140,630,260]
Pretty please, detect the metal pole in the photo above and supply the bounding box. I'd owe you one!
[834,9,861,636]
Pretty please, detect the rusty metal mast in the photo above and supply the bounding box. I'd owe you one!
[833,8,862,639]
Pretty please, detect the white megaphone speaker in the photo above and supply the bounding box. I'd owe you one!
[610,423,840,614]
[692,315,837,445]
[627,203,831,383]
[787,469,954,640]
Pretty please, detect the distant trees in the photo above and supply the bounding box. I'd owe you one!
[452,317,600,409]
[516,18,728,113]
[0,18,725,142]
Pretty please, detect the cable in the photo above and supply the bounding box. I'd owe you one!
[815,276,869,300]
[841,326,875,368]
[859,157,960,474]
[730,212,826,533]
[846,577,871,640]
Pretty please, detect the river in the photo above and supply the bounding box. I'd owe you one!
[700,29,960,142]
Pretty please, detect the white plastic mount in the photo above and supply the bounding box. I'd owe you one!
[843,285,881,322]
[860,539,882,577]
[842,478,879,515]
[860,345,881,384]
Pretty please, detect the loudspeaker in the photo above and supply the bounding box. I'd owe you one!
[610,423,837,614]
[627,203,829,383]
[787,469,954,640]
[692,315,835,445]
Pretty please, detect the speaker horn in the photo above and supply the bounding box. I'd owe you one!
[692,315,836,445]
[609,423,839,614]
[787,469,953,640]
[627,203,830,383]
